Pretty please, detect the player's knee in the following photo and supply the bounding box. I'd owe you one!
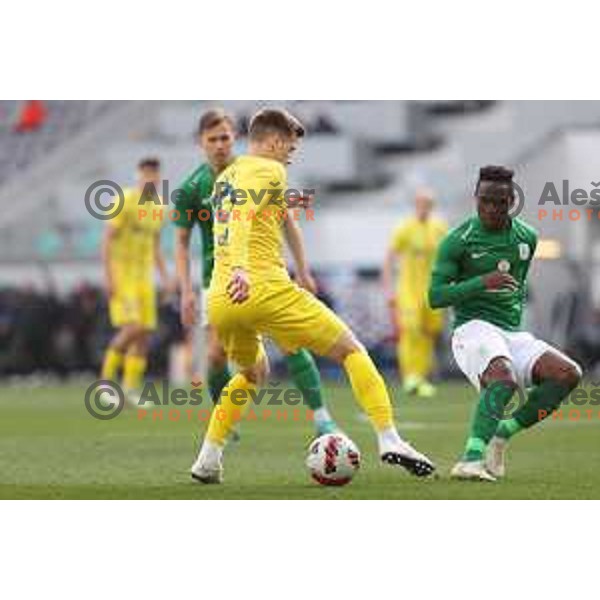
[326,330,365,364]
[120,325,146,350]
[481,357,518,391]
[242,357,270,386]
[553,361,582,391]
[135,329,151,347]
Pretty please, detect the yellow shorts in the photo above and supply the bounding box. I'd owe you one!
[397,292,444,336]
[208,281,349,369]
[109,280,157,330]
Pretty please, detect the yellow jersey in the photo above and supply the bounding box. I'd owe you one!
[108,186,164,284]
[391,215,448,297]
[211,155,290,292]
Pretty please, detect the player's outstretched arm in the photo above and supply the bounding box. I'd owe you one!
[284,211,317,294]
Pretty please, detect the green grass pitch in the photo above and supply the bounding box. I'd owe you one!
[1,380,599,499]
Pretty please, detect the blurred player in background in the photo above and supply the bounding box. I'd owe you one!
[383,189,447,397]
[174,110,233,405]
[429,166,582,481]
[100,157,173,401]
[174,108,339,435]
[191,108,435,483]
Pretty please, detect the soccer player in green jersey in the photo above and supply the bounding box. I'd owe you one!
[429,166,582,481]
[173,108,339,436]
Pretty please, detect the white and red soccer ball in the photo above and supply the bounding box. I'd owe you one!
[306,433,361,486]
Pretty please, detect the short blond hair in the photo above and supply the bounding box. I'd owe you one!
[248,108,305,142]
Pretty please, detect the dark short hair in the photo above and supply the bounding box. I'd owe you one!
[197,108,235,135]
[476,165,514,196]
[248,108,305,142]
[138,157,161,170]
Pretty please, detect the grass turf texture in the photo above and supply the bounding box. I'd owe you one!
[1,381,599,499]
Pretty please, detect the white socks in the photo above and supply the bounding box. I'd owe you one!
[377,426,404,454]
[194,438,223,468]
[313,407,333,426]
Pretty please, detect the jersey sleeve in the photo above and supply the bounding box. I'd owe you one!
[530,228,539,257]
[428,231,486,309]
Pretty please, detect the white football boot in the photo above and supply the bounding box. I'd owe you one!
[450,460,496,482]
[379,429,436,477]
[191,441,224,484]
[485,436,508,479]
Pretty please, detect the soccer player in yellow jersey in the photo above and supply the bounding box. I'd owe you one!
[383,190,448,398]
[100,157,172,400]
[191,108,435,483]
[174,109,339,435]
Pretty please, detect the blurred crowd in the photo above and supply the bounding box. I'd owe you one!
[0,285,184,379]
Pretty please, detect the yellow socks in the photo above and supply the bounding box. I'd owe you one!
[343,351,394,431]
[101,348,124,381]
[206,373,256,445]
[123,355,147,391]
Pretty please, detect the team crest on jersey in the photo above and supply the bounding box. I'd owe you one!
[498,259,511,273]
[519,243,530,260]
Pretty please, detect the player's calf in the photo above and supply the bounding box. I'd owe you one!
[491,351,583,477]
[326,332,436,477]
[449,357,518,481]
[537,356,582,392]
[501,354,581,433]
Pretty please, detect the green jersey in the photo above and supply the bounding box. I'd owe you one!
[428,216,538,331]
[172,163,216,288]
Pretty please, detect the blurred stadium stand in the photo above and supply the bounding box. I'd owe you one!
[2,100,600,377]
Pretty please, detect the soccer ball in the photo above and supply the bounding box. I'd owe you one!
[306,433,361,486]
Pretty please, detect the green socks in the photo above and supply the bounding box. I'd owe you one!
[287,349,338,434]
[496,380,571,440]
[463,381,516,461]
[208,364,233,404]
[286,349,324,411]
[496,417,523,439]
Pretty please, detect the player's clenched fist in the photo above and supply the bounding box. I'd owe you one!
[228,267,250,303]
[482,271,518,292]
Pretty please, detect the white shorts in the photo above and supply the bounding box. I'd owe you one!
[451,319,573,391]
